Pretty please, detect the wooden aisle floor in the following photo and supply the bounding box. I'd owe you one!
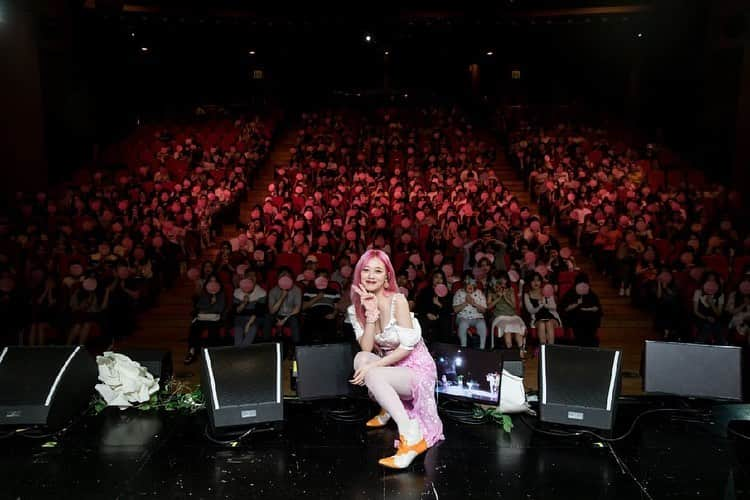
[117,123,654,395]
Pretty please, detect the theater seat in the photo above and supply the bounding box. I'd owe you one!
[702,255,730,282]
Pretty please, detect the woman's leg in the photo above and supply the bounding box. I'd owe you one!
[188,321,207,352]
[243,321,259,346]
[474,319,488,350]
[364,365,415,436]
[536,322,547,345]
[457,319,469,347]
[503,331,513,349]
[547,321,557,345]
[233,322,244,346]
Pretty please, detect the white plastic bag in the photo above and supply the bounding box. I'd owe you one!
[499,369,530,414]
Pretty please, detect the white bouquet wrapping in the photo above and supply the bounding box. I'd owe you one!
[94,352,160,409]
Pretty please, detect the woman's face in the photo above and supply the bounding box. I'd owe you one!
[531,276,542,289]
[432,273,444,286]
[360,257,387,293]
[466,283,476,294]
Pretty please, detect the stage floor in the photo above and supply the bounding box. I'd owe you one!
[2,398,749,499]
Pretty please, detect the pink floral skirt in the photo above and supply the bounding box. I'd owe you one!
[394,341,444,446]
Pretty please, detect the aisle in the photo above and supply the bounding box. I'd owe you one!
[115,124,301,384]
[490,150,651,395]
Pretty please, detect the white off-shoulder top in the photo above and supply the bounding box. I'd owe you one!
[347,293,422,352]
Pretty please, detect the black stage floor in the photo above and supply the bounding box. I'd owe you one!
[2,398,750,500]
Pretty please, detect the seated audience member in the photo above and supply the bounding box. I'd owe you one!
[560,273,602,347]
[692,271,725,344]
[487,272,526,351]
[415,269,454,343]
[302,271,341,343]
[185,273,226,364]
[232,276,267,346]
[727,279,750,344]
[523,272,561,345]
[453,276,488,349]
[264,267,302,350]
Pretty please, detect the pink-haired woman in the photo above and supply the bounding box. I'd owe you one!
[348,249,444,469]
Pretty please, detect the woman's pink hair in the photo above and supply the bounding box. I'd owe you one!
[351,249,398,327]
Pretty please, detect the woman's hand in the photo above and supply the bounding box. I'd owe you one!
[353,283,378,312]
[350,363,374,386]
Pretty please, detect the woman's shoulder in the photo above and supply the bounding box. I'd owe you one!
[390,291,409,305]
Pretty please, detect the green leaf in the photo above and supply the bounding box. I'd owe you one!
[502,415,514,434]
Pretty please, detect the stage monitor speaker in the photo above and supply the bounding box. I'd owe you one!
[295,343,354,400]
[201,343,283,431]
[0,346,97,429]
[117,348,173,383]
[539,344,622,430]
[500,349,524,378]
[644,341,743,401]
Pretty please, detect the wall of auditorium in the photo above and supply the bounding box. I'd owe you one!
[0,4,48,199]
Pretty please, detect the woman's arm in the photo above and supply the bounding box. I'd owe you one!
[693,290,707,320]
[545,296,557,311]
[486,293,500,309]
[473,292,487,314]
[524,293,540,314]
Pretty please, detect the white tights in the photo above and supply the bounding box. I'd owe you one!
[354,351,414,435]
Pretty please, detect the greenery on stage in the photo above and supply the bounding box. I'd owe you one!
[474,406,514,433]
[91,379,205,415]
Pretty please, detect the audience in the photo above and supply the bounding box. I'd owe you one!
[3,103,747,364]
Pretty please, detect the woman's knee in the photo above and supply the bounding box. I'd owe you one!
[353,351,373,370]
[363,366,390,387]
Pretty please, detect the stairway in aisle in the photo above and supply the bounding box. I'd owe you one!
[116,123,300,383]
[490,140,651,395]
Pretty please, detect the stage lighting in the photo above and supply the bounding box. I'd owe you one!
[637,32,643,38]
[130,32,135,38]
[486,51,494,56]
[248,50,256,55]
[141,47,149,52]
[364,34,372,42]
[384,50,389,55]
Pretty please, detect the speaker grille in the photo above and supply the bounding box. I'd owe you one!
[295,343,353,400]
[543,346,617,409]
[0,347,77,406]
[206,344,280,408]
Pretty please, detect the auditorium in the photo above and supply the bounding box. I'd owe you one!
[1,1,749,498]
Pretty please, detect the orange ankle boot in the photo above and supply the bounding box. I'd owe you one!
[366,409,391,428]
[378,420,428,469]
